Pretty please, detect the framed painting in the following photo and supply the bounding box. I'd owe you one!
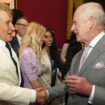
[0,0,17,9]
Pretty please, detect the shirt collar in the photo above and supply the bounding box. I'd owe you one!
[0,39,6,47]
[17,34,22,40]
[89,31,105,48]
[16,34,22,45]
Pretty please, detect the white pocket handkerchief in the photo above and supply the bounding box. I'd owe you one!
[93,62,105,69]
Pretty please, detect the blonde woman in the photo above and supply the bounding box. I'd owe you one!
[19,22,46,105]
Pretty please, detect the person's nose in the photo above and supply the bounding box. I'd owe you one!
[9,21,15,29]
[71,24,75,33]
[48,37,53,41]
[10,22,16,37]
[12,30,16,37]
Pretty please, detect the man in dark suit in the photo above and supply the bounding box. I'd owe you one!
[10,17,29,55]
[42,2,105,105]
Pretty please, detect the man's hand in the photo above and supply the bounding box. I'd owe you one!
[65,75,92,96]
[36,87,48,104]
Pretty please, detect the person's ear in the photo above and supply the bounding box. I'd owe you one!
[88,16,95,30]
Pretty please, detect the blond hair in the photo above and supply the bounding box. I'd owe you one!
[19,21,46,59]
[0,3,12,17]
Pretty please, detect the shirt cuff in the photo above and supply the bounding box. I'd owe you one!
[46,90,49,96]
[30,90,36,103]
[88,85,95,104]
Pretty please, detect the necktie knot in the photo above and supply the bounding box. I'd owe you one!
[6,42,10,48]
[79,45,90,70]
[82,46,89,59]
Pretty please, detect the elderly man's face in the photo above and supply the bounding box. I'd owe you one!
[71,9,90,44]
[0,10,15,42]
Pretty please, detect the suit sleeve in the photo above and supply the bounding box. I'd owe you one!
[0,82,33,105]
[48,52,80,101]
[48,83,67,100]
[93,86,105,105]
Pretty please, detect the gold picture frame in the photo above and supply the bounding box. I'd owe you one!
[0,0,17,9]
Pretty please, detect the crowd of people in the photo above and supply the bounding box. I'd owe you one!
[0,1,105,105]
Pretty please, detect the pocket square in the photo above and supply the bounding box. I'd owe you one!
[93,62,105,69]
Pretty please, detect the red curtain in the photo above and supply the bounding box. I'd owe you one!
[17,0,67,48]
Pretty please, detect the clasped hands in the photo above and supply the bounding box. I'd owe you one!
[65,75,92,96]
[35,75,93,104]
[36,87,48,104]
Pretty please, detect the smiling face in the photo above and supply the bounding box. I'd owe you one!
[44,31,53,47]
[70,2,105,45]
[0,10,15,42]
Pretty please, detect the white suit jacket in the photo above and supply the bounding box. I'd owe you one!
[0,40,33,105]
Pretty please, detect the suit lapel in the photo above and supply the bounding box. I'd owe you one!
[15,36,20,48]
[12,48,21,85]
[78,35,105,75]
[69,49,83,75]
[12,36,19,47]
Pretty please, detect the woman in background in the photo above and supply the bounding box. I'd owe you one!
[41,27,63,105]
[61,33,82,78]
[19,22,46,105]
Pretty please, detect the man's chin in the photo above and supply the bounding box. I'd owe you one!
[76,38,80,42]
[8,37,13,42]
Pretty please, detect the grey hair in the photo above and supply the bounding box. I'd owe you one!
[79,2,105,27]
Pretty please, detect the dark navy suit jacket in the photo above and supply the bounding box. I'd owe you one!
[10,36,19,56]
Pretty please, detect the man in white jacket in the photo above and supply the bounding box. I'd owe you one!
[0,3,46,105]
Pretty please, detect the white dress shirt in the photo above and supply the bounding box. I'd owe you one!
[17,34,22,45]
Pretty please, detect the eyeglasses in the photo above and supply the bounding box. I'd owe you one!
[16,23,28,28]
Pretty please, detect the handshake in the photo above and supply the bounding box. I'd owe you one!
[36,87,48,104]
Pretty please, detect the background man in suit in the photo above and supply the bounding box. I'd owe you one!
[0,3,46,105]
[11,17,29,55]
[43,2,105,105]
